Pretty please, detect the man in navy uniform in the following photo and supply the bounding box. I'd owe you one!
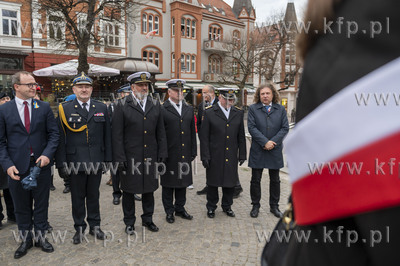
[161,79,196,223]
[56,72,112,244]
[0,71,59,258]
[112,71,167,234]
[200,88,246,218]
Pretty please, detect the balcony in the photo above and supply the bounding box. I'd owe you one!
[203,39,229,53]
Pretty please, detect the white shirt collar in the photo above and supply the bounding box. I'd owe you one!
[169,98,182,115]
[218,102,231,119]
[132,94,147,111]
[77,99,91,110]
[15,96,32,106]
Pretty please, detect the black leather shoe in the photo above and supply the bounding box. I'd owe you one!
[8,217,17,223]
[125,225,135,235]
[207,210,215,218]
[223,208,235,217]
[34,238,54,253]
[50,185,56,191]
[134,194,142,201]
[113,195,121,205]
[14,240,33,259]
[142,222,159,232]
[175,211,193,220]
[270,208,283,218]
[196,186,207,195]
[250,206,260,218]
[73,231,84,244]
[166,214,175,223]
[89,227,106,240]
[63,186,70,193]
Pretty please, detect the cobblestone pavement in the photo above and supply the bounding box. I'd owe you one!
[0,139,292,265]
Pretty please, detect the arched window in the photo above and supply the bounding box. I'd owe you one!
[105,23,120,47]
[172,17,175,36]
[142,46,162,71]
[208,54,222,74]
[180,16,197,38]
[209,24,222,40]
[141,9,162,36]
[191,55,196,73]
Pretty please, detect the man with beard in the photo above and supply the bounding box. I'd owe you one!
[160,79,196,223]
[200,88,246,218]
[112,72,167,234]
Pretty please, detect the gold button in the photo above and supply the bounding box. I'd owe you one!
[144,158,147,161]
[227,136,229,139]
[226,147,229,150]
[182,156,185,159]
[182,144,185,147]
[144,145,147,148]
[181,131,184,134]
[226,159,228,162]
[144,117,147,120]
[144,131,147,134]
[181,120,183,123]
[227,124,229,127]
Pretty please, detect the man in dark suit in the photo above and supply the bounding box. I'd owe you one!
[200,88,246,218]
[56,72,112,244]
[0,71,59,258]
[247,82,289,218]
[161,79,196,223]
[112,71,167,234]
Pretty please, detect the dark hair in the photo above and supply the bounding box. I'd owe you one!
[253,82,280,104]
[12,71,34,87]
[297,0,342,62]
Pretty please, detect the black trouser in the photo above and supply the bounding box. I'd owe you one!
[63,175,70,188]
[0,188,15,221]
[70,172,102,232]
[206,186,234,211]
[162,187,186,215]
[250,168,280,209]
[8,162,51,240]
[112,170,121,197]
[122,191,154,226]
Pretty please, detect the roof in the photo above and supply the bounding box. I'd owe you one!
[197,0,241,22]
[284,2,298,23]
[232,0,254,18]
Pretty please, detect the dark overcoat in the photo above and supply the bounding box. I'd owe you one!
[55,99,112,171]
[160,100,197,188]
[196,97,219,132]
[200,105,246,188]
[112,94,167,194]
[248,102,289,169]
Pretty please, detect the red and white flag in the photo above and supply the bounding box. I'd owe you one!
[284,57,400,225]
[145,30,158,39]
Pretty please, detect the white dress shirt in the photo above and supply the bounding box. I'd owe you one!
[77,99,91,112]
[133,95,147,111]
[14,96,32,127]
[218,102,231,119]
[169,98,182,116]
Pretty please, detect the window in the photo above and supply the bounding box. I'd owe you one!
[105,23,120,46]
[191,55,195,73]
[142,14,147,32]
[209,24,222,41]
[172,17,175,36]
[142,46,162,70]
[186,54,190,72]
[181,18,185,36]
[78,16,86,35]
[186,19,190,37]
[141,9,161,36]
[232,61,238,76]
[48,15,63,40]
[191,21,196,38]
[181,54,185,72]
[208,55,222,74]
[2,9,18,36]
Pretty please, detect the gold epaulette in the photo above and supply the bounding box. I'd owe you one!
[234,106,242,110]
[205,105,213,109]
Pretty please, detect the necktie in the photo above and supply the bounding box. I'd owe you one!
[176,103,180,108]
[82,103,89,117]
[266,105,271,113]
[139,100,144,108]
[23,101,30,132]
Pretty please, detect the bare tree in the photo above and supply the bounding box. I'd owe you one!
[34,0,143,73]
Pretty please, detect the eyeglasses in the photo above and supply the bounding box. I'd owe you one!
[18,83,38,89]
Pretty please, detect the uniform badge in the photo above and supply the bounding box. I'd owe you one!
[141,73,147,81]
[177,81,182,87]
[94,113,104,117]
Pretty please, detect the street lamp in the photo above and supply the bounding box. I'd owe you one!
[177,57,186,78]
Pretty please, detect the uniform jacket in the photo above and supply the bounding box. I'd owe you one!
[196,97,219,132]
[112,94,167,194]
[160,100,197,188]
[0,99,59,175]
[200,104,246,187]
[55,99,112,172]
[248,102,289,169]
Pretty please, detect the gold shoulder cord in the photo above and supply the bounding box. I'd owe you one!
[58,104,89,143]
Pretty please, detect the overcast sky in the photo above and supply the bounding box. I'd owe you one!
[224,0,308,24]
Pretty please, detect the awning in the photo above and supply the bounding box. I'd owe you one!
[103,58,161,74]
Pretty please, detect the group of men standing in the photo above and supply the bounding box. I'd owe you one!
[0,70,289,259]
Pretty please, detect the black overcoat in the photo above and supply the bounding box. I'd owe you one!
[160,100,197,188]
[112,94,167,194]
[200,105,246,188]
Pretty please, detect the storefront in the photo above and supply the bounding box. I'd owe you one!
[0,49,27,92]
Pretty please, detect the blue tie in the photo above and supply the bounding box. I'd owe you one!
[266,105,271,113]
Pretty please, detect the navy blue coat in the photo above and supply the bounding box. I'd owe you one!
[0,99,59,174]
[247,102,289,169]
